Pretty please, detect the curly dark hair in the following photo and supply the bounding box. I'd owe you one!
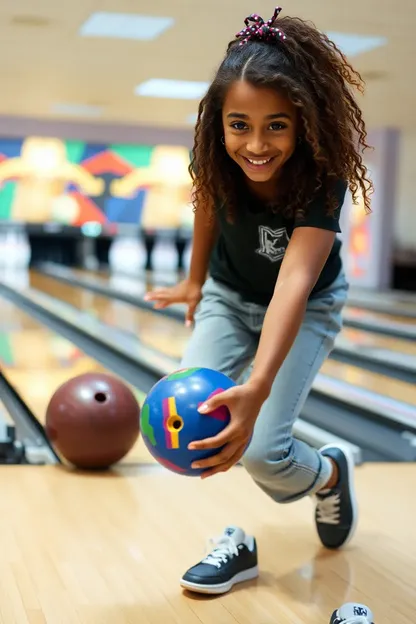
[189,9,373,222]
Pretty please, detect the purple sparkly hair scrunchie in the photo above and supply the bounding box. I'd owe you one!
[235,6,286,46]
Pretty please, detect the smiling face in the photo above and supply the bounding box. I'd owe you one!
[221,80,298,198]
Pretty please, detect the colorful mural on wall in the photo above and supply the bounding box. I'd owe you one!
[0,137,193,228]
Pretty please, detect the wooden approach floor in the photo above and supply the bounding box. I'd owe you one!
[0,273,415,623]
[0,462,414,624]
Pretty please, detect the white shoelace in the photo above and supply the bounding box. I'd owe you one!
[316,491,341,524]
[202,535,240,568]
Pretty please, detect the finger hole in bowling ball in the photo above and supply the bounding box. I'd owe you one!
[94,392,107,403]
[167,415,184,432]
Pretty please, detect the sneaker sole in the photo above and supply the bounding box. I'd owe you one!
[180,565,259,594]
[320,442,358,548]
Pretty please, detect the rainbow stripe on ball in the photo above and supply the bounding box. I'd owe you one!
[163,396,181,449]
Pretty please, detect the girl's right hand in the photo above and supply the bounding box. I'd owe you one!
[144,279,203,327]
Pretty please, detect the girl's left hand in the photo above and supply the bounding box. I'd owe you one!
[188,382,267,478]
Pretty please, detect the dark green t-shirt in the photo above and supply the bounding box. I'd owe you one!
[209,179,347,306]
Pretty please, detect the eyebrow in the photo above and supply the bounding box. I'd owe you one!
[226,112,292,120]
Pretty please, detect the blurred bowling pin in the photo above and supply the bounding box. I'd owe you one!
[16,225,31,269]
[151,232,179,278]
[108,234,147,275]
[0,266,29,290]
[0,225,31,270]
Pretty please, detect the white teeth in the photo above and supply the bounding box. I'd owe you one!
[247,158,271,165]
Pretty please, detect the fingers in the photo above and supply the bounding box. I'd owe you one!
[185,301,197,327]
[197,387,236,416]
[185,306,194,327]
[188,424,234,451]
[144,289,173,309]
[191,440,236,469]
[200,446,246,479]
[144,289,170,302]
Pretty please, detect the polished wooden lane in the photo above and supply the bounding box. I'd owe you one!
[0,462,414,623]
[74,267,416,327]
[340,326,416,356]
[348,287,416,317]
[0,296,155,466]
[349,285,416,305]
[30,272,188,360]
[351,298,416,316]
[49,268,416,354]
[346,306,416,327]
[322,359,416,405]
[32,272,416,407]
[46,271,416,357]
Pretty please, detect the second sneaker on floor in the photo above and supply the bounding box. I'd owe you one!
[180,525,258,594]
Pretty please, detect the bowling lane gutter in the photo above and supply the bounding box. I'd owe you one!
[35,263,416,383]
[1,279,416,464]
[0,392,26,464]
[346,293,416,320]
[0,370,60,465]
[349,285,416,305]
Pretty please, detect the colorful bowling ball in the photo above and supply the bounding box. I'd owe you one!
[45,372,140,469]
[140,367,235,476]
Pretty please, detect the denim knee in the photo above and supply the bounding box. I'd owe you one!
[242,441,292,493]
[241,437,325,503]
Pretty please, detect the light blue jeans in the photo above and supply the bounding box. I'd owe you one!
[180,268,349,503]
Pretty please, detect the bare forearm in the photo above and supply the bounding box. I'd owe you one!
[249,275,311,397]
[188,206,218,286]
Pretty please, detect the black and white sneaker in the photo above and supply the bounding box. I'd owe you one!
[180,526,258,594]
[330,602,374,623]
[315,444,358,549]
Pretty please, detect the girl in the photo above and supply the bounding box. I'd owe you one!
[145,6,372,595]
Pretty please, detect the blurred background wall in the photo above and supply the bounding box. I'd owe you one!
[0,1,414,291]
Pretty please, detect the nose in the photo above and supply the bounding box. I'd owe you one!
[246,132,270,156]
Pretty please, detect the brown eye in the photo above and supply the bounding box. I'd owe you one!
[270,122,286,131]
[231,121,247,130]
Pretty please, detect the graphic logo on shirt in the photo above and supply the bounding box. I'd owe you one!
[256,226,289,263]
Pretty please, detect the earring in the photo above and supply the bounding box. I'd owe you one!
[221,136,225,145]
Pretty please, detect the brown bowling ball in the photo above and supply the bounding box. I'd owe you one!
[45,372,140,469]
